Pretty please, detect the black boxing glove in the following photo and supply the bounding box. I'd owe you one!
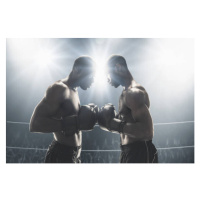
[98,103,126,133]
[62,104,99,135]
[78,104,99,131]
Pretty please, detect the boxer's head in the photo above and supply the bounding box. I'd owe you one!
[72,56,96,90]
[106,55,128,88]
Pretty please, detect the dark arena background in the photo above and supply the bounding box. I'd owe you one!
[6,38,194,163]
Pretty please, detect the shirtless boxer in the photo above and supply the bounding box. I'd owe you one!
[29,56,98,163]
[98,55,158,163]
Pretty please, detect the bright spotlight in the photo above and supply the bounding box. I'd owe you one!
[7,39,57,70]
[93,56,108,89]
[34,48,54,68]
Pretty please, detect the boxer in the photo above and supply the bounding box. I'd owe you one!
[30,56,98,163]
[98,55,158,163]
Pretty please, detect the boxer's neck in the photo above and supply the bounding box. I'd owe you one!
[122,70,135,89]
[64,72,78,89]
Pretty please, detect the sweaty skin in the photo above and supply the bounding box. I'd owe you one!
[117,83,153,145]
[30,80,82,149]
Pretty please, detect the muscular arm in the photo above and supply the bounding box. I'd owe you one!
[121,89,153,140]
[29,83,68,133]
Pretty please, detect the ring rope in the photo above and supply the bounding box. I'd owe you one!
[6,121,194,151]
[6,145,194,151]
[6,120,194,126]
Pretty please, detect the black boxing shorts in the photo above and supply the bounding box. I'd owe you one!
[120,140,158,163]
[44,140,81,163]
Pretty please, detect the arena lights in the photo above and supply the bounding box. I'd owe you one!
[92,55,109,90]
[7,39,57,70]
[34,48,55,69]
[7,38,117,90]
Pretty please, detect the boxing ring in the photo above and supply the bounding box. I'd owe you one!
[6,38,194,163]
[6,120,194,163]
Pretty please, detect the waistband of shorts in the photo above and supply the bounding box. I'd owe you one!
[50,140,82,151]
[120,140,152,150]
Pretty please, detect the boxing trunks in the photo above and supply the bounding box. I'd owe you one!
[120,140,158,163]
[44,140,81,163]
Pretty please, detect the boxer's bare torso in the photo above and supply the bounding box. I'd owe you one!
[53,81,82,147]
[32,80,82,147]
[118,84,153,145]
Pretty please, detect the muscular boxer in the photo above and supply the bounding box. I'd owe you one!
[98,55,158,163]
[29,56,98,163]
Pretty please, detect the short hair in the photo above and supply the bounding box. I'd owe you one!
[107,55,127,69]
[73,56,95,71]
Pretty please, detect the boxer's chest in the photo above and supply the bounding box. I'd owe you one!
[118,91,133,122]
[55,89,80,119]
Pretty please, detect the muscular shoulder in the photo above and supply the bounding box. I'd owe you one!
[45,81,69,102]
[125,88,145,109]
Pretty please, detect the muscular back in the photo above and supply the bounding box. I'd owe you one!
[30,80,82,146]
[45,81,80,119]
[118,85,150,121]
[118,85,153,144]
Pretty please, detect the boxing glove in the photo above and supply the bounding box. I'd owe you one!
[78,103,99,130]
[62,104,98,134]
[98,103,126,133]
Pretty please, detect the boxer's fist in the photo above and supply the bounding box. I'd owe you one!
[98,103,117,131]
[62,104,98,134]
[78,104,99,131]
[87,103,99,122]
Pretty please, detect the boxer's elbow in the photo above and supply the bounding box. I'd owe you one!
[29,116,41,133]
